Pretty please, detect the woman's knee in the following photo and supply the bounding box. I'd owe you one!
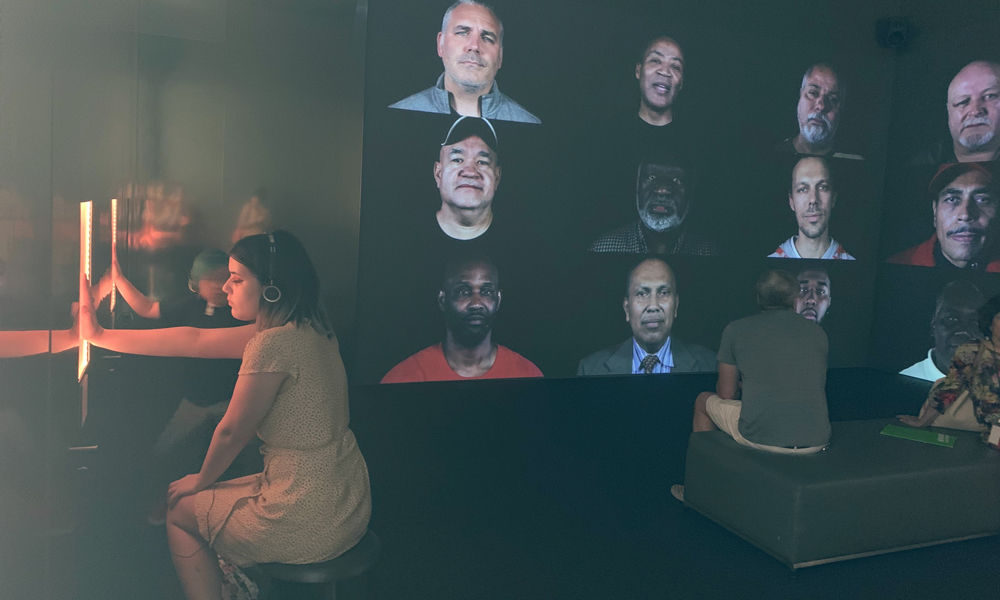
[166,495,200,534]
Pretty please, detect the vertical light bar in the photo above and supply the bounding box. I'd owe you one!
[79,201,92,382]
[110,198,118,313]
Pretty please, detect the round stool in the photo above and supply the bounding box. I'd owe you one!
[256,529,381,600]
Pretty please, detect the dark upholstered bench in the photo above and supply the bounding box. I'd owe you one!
[683,419,1000,569]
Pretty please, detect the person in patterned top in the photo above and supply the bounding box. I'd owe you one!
[769,156,855,260]
[900,294,1000,429]
[590,154,722,255]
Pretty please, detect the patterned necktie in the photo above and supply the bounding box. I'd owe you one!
[639,354,660,374]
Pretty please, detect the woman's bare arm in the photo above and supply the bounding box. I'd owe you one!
[86,323,255,359]
[80,272,254,359]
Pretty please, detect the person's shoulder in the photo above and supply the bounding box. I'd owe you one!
[677,229,722,256]
[589,222,640,252]
[577,341,627,375]
[380,344,443,384]
[768,237,795,258]
[496,345,543,377]
[887,236,933,266]
[490,90,541,124]
[671,338,717,372]
[388,86,446,114]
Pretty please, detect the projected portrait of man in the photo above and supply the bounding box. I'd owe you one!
[914,61,1000,164]
[888,162,1000,270]
[381,255,542,383]
[389,1,540,124]
[795,269,831,324]
[577,258,716,375]
[900,281,985,382]
[590,155,721,255]
[770,156,855,260]
[636,37,684,127]
[434,116,502,240]
[776,64,862,160]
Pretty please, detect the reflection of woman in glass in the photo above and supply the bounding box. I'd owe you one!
[81,231,371,599]
[900,295,1000,430]
[98,249,233,322]
[96,249,254,525]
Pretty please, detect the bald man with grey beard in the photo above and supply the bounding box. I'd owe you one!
[914,61,1000,164]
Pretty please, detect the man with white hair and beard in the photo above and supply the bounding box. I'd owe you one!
[381,255,543,383]
[914,61,1000,164]
[590,155,722,255]
[775,64,863,161]
[770,156,855,259]
[389,0,540,124]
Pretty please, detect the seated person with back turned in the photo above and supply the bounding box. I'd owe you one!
[770,156,855,260]
[590,154,721,255]
[389,0,540,123]
[577,257,715,375]
[900,294,1000,431]
[382,254,542,383]
[900,281,984,382]
[888,162,1000,270]
[672,270,831,501]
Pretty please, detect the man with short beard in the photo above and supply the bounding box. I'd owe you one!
[589,155,721,255]
[775,64,863,160]
[770,156,855,259]
[795,269,832,324]
[389,0,540,124]
[380,256,542,383]
[888,162,1000,270]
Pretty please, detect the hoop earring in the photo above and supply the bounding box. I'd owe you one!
[188,281,198,294]
[262,285,281,303]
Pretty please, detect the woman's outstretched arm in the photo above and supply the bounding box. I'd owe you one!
[80,273,254,359]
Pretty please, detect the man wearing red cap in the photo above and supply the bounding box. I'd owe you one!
[888,163,1000,270]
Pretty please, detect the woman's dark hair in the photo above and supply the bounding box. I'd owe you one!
[229,230,333,337]
[978,294,1000,339]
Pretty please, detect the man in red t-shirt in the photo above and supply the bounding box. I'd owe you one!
[381,256,542,383]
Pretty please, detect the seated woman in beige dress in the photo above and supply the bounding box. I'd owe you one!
[900,295,1000,430]
[81,230,371,600]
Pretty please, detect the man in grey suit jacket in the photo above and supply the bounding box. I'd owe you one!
[577,257,716,376]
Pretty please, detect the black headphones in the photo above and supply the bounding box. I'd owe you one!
[262,233,282,303]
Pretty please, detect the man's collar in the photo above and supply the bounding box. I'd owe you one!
[632,336,673,366]
[435,72,501,113]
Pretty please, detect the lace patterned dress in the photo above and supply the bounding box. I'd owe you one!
[929,341,1000,425]
[194,322,372,567]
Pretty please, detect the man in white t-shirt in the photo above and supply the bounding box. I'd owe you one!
[900,281,984,381]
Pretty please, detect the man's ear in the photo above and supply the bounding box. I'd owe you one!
[434,161,443,189]
[438,290,446,311]
[623,297,630,323]
[788,192,795,212]
[495,289,502,311]
[494,165,502,189]
[674,294,680,319]
[635,63,642,81]
[831,191,837,209]
[437,32,445,58]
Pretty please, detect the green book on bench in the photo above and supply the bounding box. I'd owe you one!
[880,424,957,448]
